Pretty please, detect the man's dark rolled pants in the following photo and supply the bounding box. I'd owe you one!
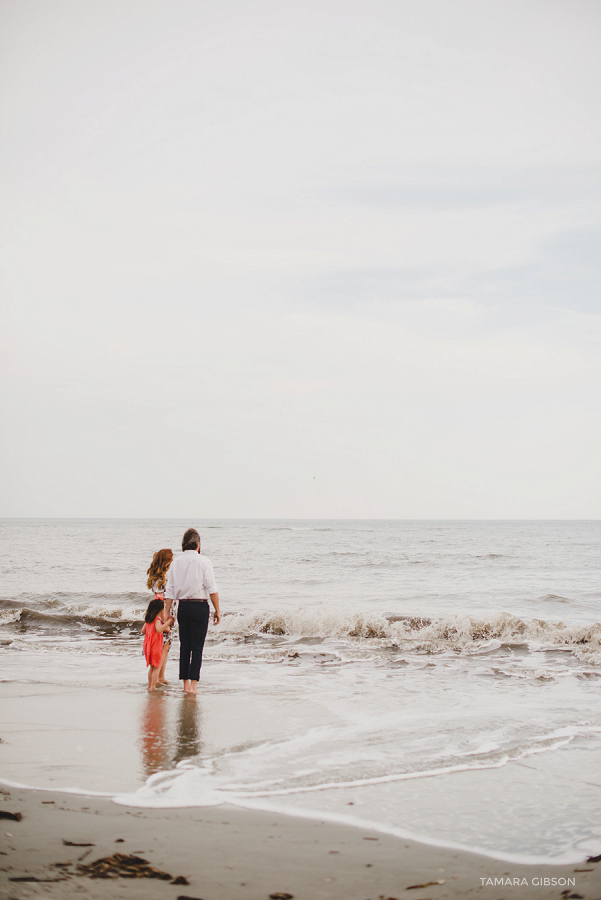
[178,600,210,682]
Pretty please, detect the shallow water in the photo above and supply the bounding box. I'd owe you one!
[1,519,601,862]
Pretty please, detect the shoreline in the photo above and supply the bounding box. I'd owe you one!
[1,786,599,900]
[0,774,592,869]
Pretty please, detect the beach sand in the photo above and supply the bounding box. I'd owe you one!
[0,787,598,900]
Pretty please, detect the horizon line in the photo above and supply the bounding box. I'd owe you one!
[1,517,600,523]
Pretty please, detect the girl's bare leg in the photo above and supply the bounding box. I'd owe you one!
[148,666,160,691]
[158,642,170,684]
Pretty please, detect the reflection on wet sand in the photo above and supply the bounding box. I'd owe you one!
[139,692,169,777]
[138,692,203,779]
[174,695,202,765]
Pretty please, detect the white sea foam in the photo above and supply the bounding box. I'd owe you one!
[112,725,594,864]
[218,608,601,662]
[0,609,22,626]
[116,725,581,806]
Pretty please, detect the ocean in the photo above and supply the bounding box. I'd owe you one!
[1,519,601,864]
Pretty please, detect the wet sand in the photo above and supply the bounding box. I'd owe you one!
[0,786,599,900]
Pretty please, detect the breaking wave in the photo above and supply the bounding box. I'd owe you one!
[219,609,601,663]
[2,594,600,664]
[0,593,146,636]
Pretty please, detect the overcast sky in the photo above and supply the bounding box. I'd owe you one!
[1,0,600,518]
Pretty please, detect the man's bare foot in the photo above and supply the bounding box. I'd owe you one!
[185,681,199,695]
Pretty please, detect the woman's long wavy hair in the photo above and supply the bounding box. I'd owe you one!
[146,548,173,592]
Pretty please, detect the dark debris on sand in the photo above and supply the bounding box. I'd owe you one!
[77,853,172,880]
[0,810,22,821]
[9,875,66,883]
[405,880,445,890]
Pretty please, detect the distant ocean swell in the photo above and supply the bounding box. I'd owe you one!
[2,595,601,663]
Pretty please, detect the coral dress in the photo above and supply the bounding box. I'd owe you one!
[143,618,163,668]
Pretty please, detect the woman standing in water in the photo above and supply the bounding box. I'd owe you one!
[146,549,174,685]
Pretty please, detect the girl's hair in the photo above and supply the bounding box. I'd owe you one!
[145,597,164,624]
[146,548,173,591]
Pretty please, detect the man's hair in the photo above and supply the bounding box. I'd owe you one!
[182,528,201,551]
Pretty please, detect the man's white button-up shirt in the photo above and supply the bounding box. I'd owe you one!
[165,550,218,601]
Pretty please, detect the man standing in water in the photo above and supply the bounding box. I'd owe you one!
[165,528,221,694]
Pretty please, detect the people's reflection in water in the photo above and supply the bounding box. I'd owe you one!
[139,692,170,778]
[173,695,202,765]
[139,693,203,779]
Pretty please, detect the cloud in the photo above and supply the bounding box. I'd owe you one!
[324,164,601,211]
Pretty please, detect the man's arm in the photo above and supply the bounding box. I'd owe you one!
[210,592,221,625]
[203,559,220,624]
[165,565,175,618]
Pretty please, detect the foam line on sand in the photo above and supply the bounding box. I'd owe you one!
[0,786,599,899]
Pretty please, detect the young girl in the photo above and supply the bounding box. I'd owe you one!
[142,597,173,691]
[146,549,174,685]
